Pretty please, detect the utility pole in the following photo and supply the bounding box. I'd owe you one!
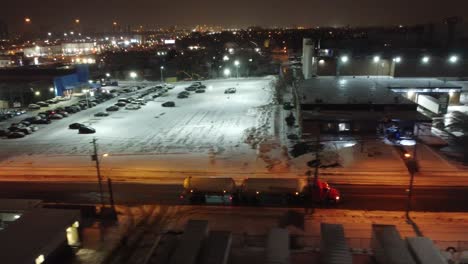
[91,138,105,208]
[406,124,419,219]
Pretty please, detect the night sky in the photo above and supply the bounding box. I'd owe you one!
[1,0,468,32]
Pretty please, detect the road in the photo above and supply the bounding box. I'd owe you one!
[1,181,467,212]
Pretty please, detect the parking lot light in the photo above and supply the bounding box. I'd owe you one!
[130,72,137,79]
[223,55,229,61]
[422,56,430,64]
[223,68,231,78]
[105,73,111,77]
[449,55,459,63]
[393,57,402,63]
[34,91,40,96]
[373,56,380,63]
[340,55,349,63]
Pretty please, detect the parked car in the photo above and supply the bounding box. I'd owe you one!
[115,102,127,107]
[78,126,96,134]
[28,104,41,110]
[69,123,84,129]
[94,112,109,117]
[162,101,175,107]
[185,86,197,91]
[7,132,26,138]
[31,117,51,124]
[50,114,63,120]
[125,104,141,110]
[36,101,49,107]
[224,88,236,94]
[195,89,206,93]
[56,110,69,117]
[106,106,119,112]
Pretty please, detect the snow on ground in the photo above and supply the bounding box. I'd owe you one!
[0,77,285,178]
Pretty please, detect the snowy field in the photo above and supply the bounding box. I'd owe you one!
[0,77,288,179]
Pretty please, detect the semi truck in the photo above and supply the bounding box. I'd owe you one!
[180,177,340,205]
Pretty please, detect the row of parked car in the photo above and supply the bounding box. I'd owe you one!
[68,83,175,133]
[177,82,207,99]
[0,109,27,122]
[0,92,116,139]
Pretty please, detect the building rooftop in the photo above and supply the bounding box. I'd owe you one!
[299,77,415,105]
[0,199,42,212]
[0,208,80,264]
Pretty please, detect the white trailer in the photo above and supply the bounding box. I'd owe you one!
[320,223,353,264]
[406,237,448,264]
[371,224,416,264]
[169,220,209,264]
[266,228,290,264]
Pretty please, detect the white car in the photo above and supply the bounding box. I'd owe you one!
[28,104,41,110]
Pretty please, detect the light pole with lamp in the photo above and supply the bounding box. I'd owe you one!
[336,55,349,78]
[234,60,240,78]
[373,56,380,76]
[160,66,165,83]
[91,139,116,219]
[223,68,231,78]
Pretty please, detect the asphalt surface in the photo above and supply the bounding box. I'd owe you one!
[0,181,467,212]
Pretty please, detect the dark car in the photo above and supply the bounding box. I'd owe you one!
[50,114,63,120]
[69,123,84,129]
[115,102,126,107]
[32,118,51,124]
[79,126,96,134]
[64,106,79,113]
[185,86,197,91]
[106,106,119,112]
[94,112,109,117]
[162,101,175,107]
[56,110,69,117]
[195,89,206,93]
[7,132,26,139]
[177,93,189,99]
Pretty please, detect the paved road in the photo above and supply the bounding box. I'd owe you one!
[0,182,467,212]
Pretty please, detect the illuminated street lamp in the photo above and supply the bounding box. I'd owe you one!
[75,19,80,24]
[336,55,349,77]
[34,91,40,96]
[24,17,31,24]
[223,68,231,78]
[373,56,380,63]
[223,55,229,61]
[422,56,430,64]
[105,73,111,77]
[129,71,137,79]
[234,60,240,78]
[340,55,349,63]
[393,57,402,63]
[160,66,165,82]
[449,55,459,64]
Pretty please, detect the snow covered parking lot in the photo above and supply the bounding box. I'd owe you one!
[0,77,283,180]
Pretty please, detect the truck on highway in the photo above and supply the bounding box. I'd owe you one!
[241,178,340,205]
[180,177,236,204]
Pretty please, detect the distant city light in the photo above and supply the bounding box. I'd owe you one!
[160,66,164,69]
[49,87,54,92]
[75,19,80,24]
[47,32,52,36]
[422,56,430,64]
[373,56,380,63]
[449,55,459,63]
[319,59,325,65]
[249,58,253,62]
[106,73,111,77]
[24,17,31,23]
[34,91,40,96]
[223,55,229,61]
[234,60,240,66]
[340,56,349,63]
[393,57,402,63]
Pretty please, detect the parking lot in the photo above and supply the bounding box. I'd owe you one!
[0,77,279,179]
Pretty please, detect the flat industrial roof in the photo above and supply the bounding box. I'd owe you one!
[302,110,432,122]
[299,77,415,105]
[374,77,462,90]
[0,199,42,212]
[0,208,80,264]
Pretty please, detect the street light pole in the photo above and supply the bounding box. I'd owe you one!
[160,66,164,83]
[91,138,105,208]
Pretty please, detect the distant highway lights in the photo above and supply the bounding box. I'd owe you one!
[422,56,430,64]
[160,66,165,82]
[223,68,231,78]
[234,60,240,78]
[449,55,459,64]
